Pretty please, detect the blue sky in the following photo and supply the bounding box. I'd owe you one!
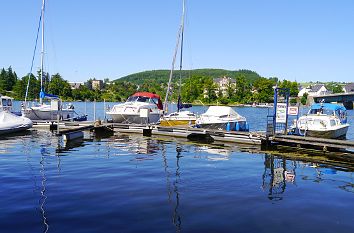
[1,0,354,83]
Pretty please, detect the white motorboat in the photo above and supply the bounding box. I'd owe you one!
[22,0,76,121]
[106,92,163,124]
[292,103,349,139]
[196,106,249,131]
[0,110,32,135]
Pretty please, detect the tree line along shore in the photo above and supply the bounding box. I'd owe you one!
[0,67,345,105]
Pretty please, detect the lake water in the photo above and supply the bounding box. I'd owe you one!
[1,102,353,233]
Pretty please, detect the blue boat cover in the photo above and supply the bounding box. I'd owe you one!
[311,103,346,111]
[40,90,59,99]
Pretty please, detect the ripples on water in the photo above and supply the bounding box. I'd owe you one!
[0,128,353,233]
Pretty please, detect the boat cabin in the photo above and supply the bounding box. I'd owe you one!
[0,95,14,112]
[308,103,347,124]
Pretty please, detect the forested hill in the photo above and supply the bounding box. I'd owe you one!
[116,69,261,84]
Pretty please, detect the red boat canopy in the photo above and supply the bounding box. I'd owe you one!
[133,92,161,99]
[132,92,163,110]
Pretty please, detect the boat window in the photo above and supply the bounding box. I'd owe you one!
[309,108,335,116]
[2,99,7,106]
[151,98,159,105]
[137,97,149,102]
[126,96,138,102]
[313,119,326,127]
[330,120,336,126]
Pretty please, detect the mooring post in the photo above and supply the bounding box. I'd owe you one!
[94,99,96,122]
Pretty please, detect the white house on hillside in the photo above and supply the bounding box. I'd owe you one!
[343,83,354,93]
[213,76,236,97]
[298,84,331,97]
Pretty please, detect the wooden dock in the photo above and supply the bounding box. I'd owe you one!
[29,120,354,162]
[108,123,265,145]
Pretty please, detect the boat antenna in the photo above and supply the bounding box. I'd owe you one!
[24,6,43,106]
[40,0,45,104]
[164,0,186,113]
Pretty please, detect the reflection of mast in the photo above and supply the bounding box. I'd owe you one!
[39,147,49,233]
[161,143,182,232]
[173,146,182,231]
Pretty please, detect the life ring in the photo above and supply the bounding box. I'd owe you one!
[298,127,307,136]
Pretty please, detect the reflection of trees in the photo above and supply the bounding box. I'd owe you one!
[262,154,297,201]
[162,144,182,233]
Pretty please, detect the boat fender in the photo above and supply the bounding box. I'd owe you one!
[226,122,231,131]
[245,122,249,131]
[235,122,240,131]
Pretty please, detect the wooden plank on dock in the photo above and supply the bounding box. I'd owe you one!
[56,125,94,136]
[274,134,354,149]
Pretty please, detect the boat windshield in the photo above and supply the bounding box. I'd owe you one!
[309,108,334,116]
[126,96,160,106]
[2,98,12,107]
[127,96,150,103]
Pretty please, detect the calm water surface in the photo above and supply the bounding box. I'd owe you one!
[1,102,353,232]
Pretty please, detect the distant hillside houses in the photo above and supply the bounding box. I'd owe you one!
[298,84,331,97]
[204,76,236,98]
[343,83,354,93]
[68,82,84,90]
[92,80,104,90]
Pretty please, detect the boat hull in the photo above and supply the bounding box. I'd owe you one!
[197,121,248,131]
[159,119,196,127]
[22,109,75,121]
[301,125,349,139]
[108,113,160,124]
[0,124,32,135]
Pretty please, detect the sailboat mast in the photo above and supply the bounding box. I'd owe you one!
[177,0,185,112]
[163,0,186,113]
[40,0,45,104]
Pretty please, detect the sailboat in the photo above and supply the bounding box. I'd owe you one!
[22,0,75,121]
[160,0,197,127]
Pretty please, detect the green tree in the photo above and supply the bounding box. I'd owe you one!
[48,73,72,98]
[300,92,308,105]
[253,77,276,103]
[325,82,344,94]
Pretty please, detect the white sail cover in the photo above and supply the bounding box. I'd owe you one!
[202,106,242,118]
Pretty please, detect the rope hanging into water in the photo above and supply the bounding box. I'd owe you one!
[24,10,43,105]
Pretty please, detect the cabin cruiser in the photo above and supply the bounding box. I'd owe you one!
[195,106,249,131]
[291,103,349,139]
[0,110,32,135]
[106,92,163,124]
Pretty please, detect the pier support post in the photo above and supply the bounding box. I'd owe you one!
[143,128,152,137]
[343,101,353,110]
